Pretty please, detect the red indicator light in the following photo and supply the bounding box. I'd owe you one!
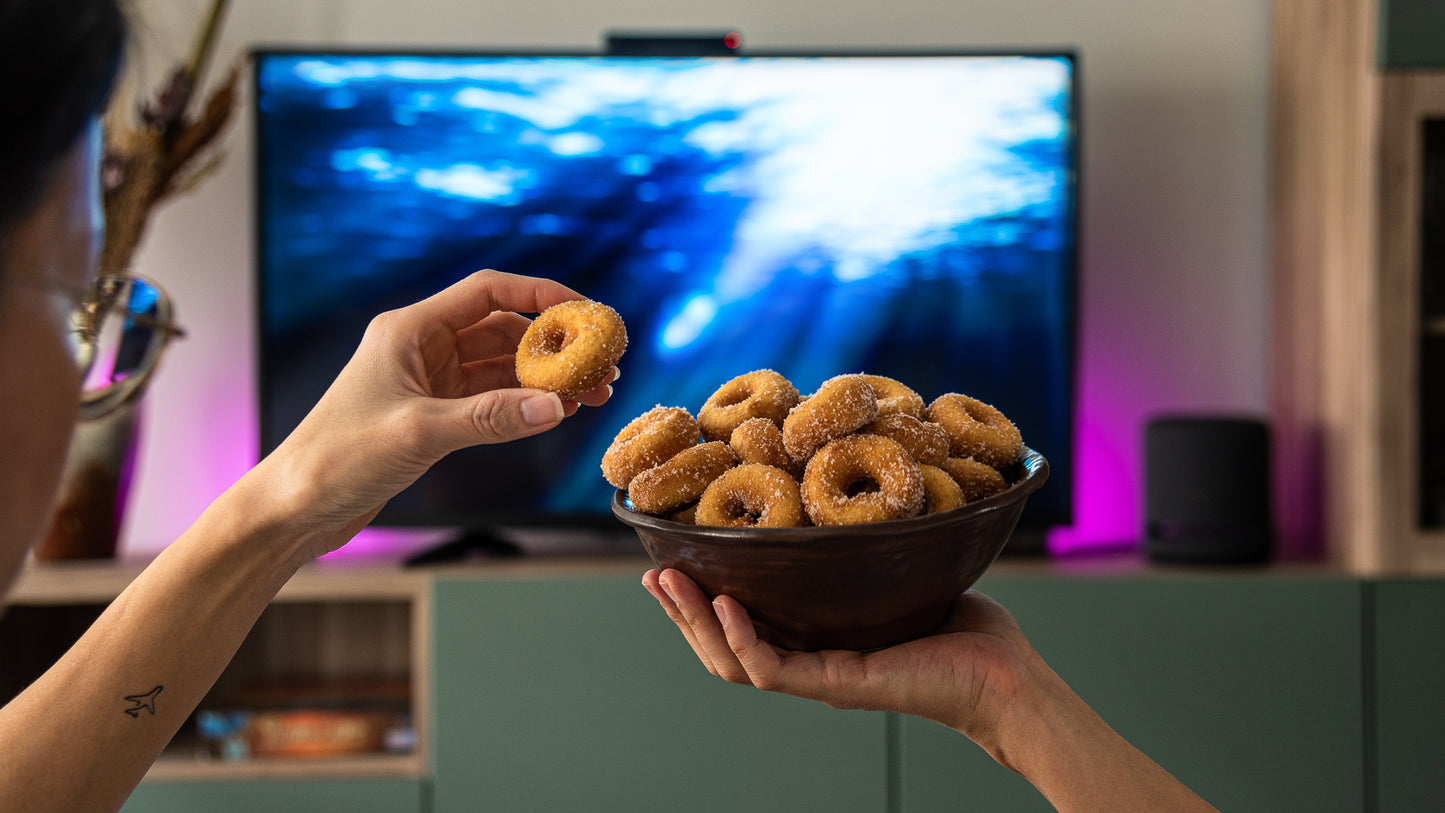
[724,32,742,50]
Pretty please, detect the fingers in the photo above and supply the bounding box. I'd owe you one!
[420,388,565,452]
[418,269,586,332]
[661,570,753,684]
[455,310,533,362]
[710,595,792,691]
[642,569,721,677]
[645,569,756,685]
[573,367,618,408]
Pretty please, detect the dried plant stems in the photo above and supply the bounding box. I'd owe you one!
[100,0,239,274]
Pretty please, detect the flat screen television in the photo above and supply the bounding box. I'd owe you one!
[252,47,1078,554]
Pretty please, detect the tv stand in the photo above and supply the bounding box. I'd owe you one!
[403,530,523,566]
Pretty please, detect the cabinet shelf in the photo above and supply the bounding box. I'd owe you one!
[0,560,431,781]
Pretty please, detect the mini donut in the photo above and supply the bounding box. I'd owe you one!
[940,457,1009,503]
[628,441,738,515]
[801,434,924,526]
[782,374,879,462]
[696,464,805,528]
[860,374,925,419]
[667,503,699,525]
[515,299,627,399]
[919,464,967,514]
[859,413,949,467]
[697,369,800,442]
[926,393,1024,469]
[729,417,803,478]
[601,406,699,489]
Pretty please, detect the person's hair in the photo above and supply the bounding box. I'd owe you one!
[0,0,127,232]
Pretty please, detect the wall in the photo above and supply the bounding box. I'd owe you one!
[117,0,1271,557]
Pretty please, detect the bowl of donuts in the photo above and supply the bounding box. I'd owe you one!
[604,370,1049,652]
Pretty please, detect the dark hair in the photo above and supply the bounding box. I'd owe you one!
[0,0,127,229]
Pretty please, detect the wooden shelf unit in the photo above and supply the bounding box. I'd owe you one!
[1271,0,1445,573]
[0,560,431,781]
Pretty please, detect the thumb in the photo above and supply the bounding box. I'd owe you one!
[436,389,566,451]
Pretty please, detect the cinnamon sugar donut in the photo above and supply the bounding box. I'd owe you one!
[667,503,699,525]
[601,406,699,489]
[515,299,627,399]
[782,374,879,462]
[940,457,1009,503]
[696,464,805,528]
[860,413,949,467]
[801,434,924,526]
[627,441,738,515]
[926,394,1024,469]
[697,369,800,442]
[919,464,967,514]
[860,374,925,419]
[729,417,803,478]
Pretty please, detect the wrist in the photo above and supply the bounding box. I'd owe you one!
[205,456,330,572]
[961,648,1070,776]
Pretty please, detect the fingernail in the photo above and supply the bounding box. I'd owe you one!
[611,366,621,383]
[713,599,730,629]
[660,577,678,604]
[521,393,563,426]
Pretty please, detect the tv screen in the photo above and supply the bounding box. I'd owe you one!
[253,48,1077,542]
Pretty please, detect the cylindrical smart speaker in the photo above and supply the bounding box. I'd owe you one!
[1143,416,1272,563]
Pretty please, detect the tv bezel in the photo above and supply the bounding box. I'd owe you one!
[249,44,1081,541]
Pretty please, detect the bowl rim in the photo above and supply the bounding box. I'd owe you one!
[611,446,1049,541]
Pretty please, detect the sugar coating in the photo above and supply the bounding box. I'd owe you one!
[606,369,1024,528]
[860,413,949,467]
[940,456,1008,502]
[926,393,1023,469]
[782,374,879,461]
[729,417,802,477]
[860,374,926,419]
[919,464,967,514]
[628,441,738,515]
[696,464,804,527]
[698,369,800,442]
[801,434,924,526]
[516,300,627,399]
[600,405,699,489]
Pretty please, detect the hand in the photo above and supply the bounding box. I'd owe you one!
[642,568,1040,748]
[260,270,616,557]
[644,569,1221,811]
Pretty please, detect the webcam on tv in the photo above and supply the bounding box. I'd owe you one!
[604,30,743,56]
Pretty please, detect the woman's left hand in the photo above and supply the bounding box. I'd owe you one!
[256,269,615,558]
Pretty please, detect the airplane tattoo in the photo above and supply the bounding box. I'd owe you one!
[123,686,163,718]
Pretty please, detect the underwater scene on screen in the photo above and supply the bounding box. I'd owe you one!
[255,53,1075,526]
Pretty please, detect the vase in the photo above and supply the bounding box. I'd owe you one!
[34,400,143,561]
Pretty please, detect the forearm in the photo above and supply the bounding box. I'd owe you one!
[988,662,1218,813]
[0,464,318,812]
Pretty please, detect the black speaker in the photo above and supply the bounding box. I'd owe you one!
[1144,416,1272,563]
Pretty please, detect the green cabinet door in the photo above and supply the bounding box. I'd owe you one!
[897,573,1366,812]
[431,576,887,813]
[1379,0,1445,68]
[1372,579,1445,811]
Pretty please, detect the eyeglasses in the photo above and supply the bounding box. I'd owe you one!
[71,274,185,421]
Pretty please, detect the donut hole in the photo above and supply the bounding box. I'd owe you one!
[724,495,764,525]
[536,326,573,355]
[843,476,882,499]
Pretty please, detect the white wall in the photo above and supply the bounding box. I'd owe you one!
[118,0,1270,556]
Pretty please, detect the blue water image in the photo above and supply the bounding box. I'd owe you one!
[254,53,1076,528]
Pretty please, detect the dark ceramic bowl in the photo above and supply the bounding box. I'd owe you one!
[613,447,1049,651]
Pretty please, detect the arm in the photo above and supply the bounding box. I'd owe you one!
[0,270,614,812]
[643,568,1217,813]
